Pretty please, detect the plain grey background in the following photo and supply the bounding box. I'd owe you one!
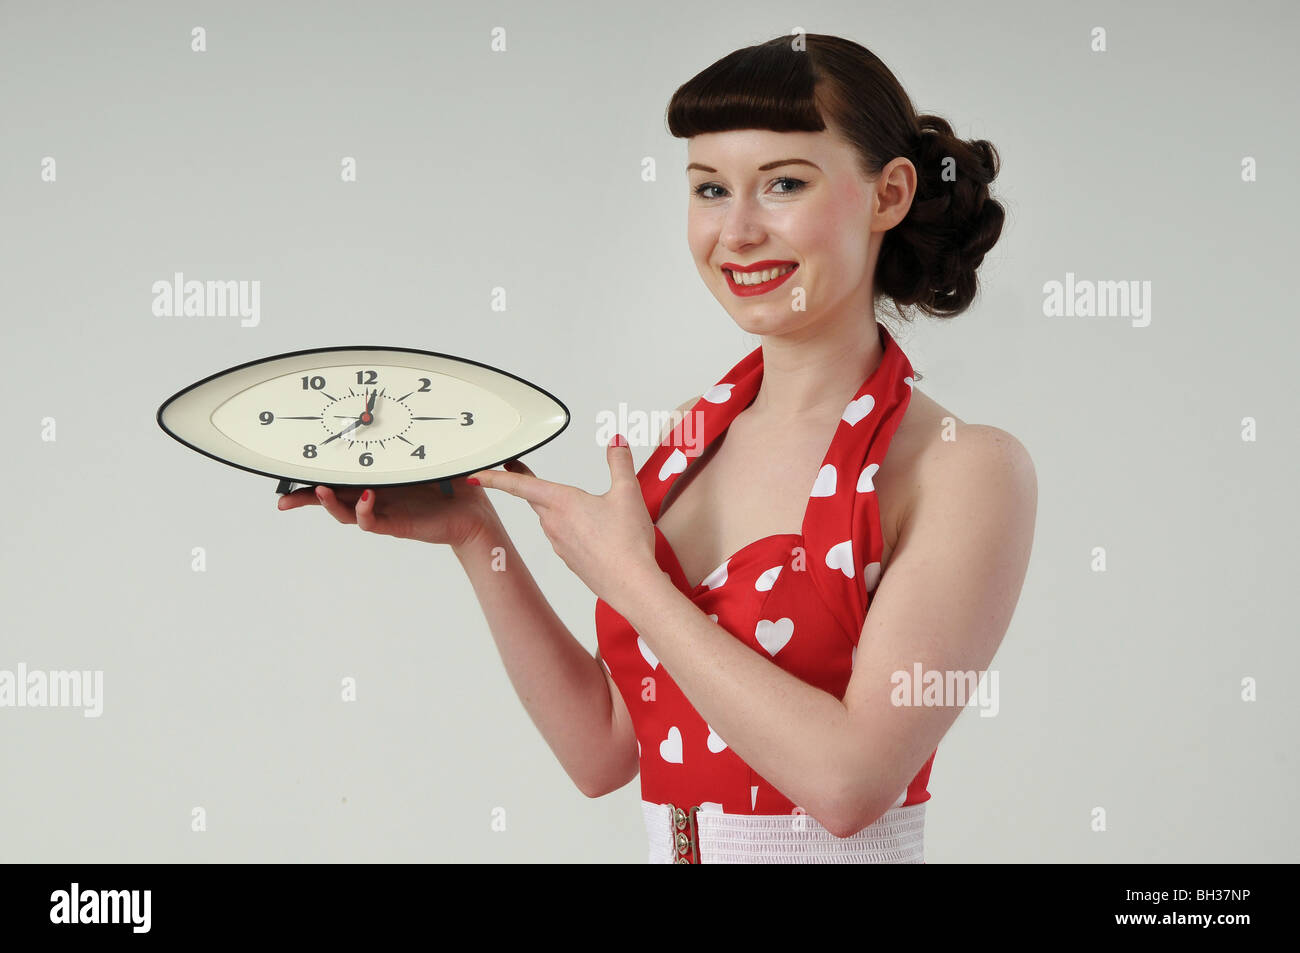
[2,0,1296,862]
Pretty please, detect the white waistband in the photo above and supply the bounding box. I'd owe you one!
[642,799,926,864]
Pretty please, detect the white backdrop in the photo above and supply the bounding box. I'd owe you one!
[1,0,1296,862]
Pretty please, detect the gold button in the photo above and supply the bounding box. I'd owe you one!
[674,808,687,830]
[674,856,688,863]
[676,832,691,851]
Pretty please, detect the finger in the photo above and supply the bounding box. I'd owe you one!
[605,433,636,489]
[277,487,320,510]
[503,458,536,478]
[467,465,560,508]
[315,485,357,524]
[355,488,378,532]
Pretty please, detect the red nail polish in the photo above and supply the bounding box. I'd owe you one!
[466,477,481,486]
[612,433,627,448]
[361,490,370,502]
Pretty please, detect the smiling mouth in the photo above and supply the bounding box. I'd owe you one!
[723,263,798,285]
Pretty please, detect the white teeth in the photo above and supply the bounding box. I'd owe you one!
[727,264,796,285]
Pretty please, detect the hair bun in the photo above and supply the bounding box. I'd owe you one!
[875,114,1006,319]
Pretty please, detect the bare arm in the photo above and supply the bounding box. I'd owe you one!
[453,515,638,798]
[282,470,649,798]
[455,396,699,798]
[612,425,1037,835]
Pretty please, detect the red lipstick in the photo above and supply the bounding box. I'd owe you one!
[721,260,799,297]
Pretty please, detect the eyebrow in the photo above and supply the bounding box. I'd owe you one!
[686,158,821,174]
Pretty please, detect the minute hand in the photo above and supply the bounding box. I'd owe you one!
[320,416,367,446]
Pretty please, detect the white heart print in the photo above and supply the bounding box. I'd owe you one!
[658,448,687,482]
[755,618,794,656]
[706,723,727,753]
[842,394,875,426]
[637,635,659,670]
[857,462,879,492]
[703,383,734,403]
[755,565,782,592]
[700,560,729,591]
[810,464,837,497]
[659,726,683,764]
[825,539,855,578]
[864,561,882,593]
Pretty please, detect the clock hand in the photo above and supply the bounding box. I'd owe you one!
[356,389,376,425]
[320,416,367,446]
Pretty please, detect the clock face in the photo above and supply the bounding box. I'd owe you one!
[158,346,569,487]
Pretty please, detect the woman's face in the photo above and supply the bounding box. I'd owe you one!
[686,127,897,337]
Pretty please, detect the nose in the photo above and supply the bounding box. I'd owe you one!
[719,193,765,250]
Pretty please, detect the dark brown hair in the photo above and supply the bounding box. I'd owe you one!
[666,33,1005,322]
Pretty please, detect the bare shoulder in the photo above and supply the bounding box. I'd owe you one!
[896,388,1036,534]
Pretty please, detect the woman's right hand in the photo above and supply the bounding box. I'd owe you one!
[275,466,514,549]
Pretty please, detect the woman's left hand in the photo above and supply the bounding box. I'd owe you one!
[467,435,661,613]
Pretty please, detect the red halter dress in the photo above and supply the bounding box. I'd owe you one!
[594,321,935,862]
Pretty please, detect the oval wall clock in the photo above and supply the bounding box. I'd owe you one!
[157,345,570,496]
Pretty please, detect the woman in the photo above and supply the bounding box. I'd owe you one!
[278,33,1036,863]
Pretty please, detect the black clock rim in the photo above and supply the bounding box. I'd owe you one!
[155,343,571,488]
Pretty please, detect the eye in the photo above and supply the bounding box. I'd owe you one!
[771,177,807,194]
[691,177,808,199]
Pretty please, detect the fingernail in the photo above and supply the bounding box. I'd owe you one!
[611,433,627,448]
[315,486,325,498]
[466,477,481,486]
[361,490,370,502]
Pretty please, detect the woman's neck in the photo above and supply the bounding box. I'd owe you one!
[748,318,886,419]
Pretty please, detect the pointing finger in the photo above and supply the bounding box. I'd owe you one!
[467,466,560,508]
